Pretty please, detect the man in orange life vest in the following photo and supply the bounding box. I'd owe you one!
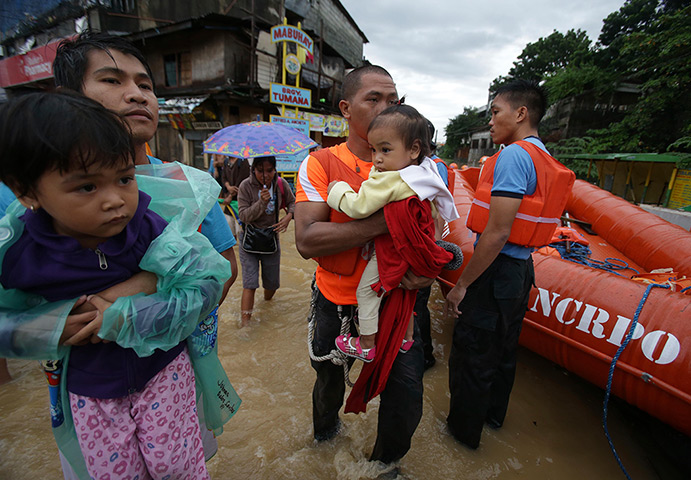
[444,79,574,449]
[295,65,431,465]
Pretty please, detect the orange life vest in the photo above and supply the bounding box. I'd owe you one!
[311,148,366,277]
[466,140,575,247]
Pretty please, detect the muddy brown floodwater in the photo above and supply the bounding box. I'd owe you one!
[0,223,688,479]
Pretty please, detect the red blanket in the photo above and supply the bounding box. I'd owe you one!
[345,197,453,413]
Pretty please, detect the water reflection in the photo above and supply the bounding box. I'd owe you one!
[0,223,685,479]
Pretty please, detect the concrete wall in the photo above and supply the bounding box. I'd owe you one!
[640,204,691,231]
[256,30,278,89]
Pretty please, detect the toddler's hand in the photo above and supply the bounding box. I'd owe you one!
[64,294,113,346]
[60,297,99,345]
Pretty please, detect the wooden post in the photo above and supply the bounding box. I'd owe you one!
[663,167,678,208]
[624,161,633,200]
[640,161,654,205]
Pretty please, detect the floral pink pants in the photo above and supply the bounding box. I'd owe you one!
[69,348,209,480]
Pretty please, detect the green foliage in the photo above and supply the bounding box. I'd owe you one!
[588,4,691,153]
[468,1,691,157]
[543,64,615,103]
[490,30,593,95]
[509,29,592,81]
[665,143,691,168]
[598,0,659,47]
[440,107,486,159]
[489,75,512,95]
[668,137,691,154]
[546,137,600,180]
[483,0,691,155]
[671,154,691,169]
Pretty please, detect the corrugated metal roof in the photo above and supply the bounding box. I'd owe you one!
[158,95,209,114]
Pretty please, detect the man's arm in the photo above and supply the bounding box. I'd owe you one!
[199,202,237,305]
[64,272,159,345]
[218,246,237,305]
[445,195,521,315]
[91,226,231,357]
[294,201,387,259]
[66,245,236,346]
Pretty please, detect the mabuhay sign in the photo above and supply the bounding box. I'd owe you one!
[270,25,313,54]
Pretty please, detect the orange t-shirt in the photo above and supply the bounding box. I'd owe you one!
[295,143,373,305]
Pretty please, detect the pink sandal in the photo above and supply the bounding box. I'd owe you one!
[399,339,414,354]
[335,334,376,362]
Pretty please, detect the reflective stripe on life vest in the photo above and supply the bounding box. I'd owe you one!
[471,198,562,225]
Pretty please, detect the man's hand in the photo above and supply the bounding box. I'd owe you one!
[445,284,467,317]
[64,295,113,346]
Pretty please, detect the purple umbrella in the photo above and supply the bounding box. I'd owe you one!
[203,121,318,158]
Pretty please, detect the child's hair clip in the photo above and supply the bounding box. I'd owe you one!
[396,96,406,105]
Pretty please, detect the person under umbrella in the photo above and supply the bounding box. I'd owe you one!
[237,156,295,327]
[213,154,251,237]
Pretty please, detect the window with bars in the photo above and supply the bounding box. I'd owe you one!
[163,52,191,87]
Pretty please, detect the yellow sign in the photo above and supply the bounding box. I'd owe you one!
[669,169,691,209]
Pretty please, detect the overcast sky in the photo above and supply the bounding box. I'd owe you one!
[341,0,626,142]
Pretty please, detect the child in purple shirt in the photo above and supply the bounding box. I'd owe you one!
[0,91,233,480]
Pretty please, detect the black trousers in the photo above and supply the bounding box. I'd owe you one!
[414,285,435,365]
[447,254,534,449]
[310,287,425,463]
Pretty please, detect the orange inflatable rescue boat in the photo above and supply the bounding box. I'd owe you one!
[440,167,691,436]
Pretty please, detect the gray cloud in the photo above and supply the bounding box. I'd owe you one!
[341,0,624,139]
